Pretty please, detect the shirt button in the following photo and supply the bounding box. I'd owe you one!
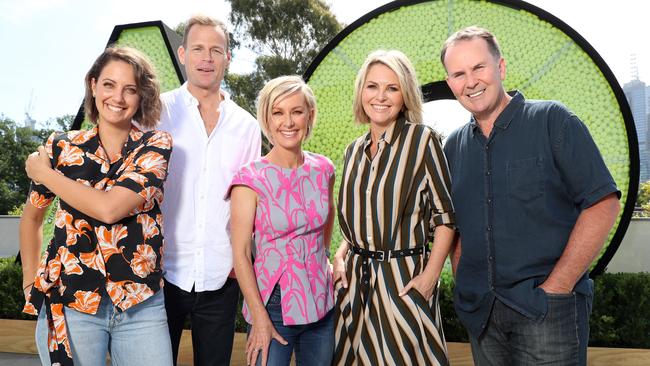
[486,171,492,176]
[485,145,489,150]
[367,237,372,242]
[486,226,492,231]
[489,256,494,261]
[487,198,492,204]
[366,189,370,194]
[490,286,495,290]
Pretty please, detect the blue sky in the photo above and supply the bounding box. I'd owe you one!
[0,0,646,127]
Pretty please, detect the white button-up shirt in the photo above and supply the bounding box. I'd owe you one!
[159,83,261,292]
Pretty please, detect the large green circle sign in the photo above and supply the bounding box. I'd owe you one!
[304,0,638,276]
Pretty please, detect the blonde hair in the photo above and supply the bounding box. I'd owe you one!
[256,75,317,145]
[353,49,423,124]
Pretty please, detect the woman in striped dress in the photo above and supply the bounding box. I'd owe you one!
[332,50,456,366]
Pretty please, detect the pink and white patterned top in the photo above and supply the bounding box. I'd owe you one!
[228,151,335,325]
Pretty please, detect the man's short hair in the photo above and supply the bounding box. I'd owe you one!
[440,26,502,69]
[182,15,230,51]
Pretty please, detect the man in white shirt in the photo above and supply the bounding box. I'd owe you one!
[158,15,261,366]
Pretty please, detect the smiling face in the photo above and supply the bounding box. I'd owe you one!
[444,37,509,124]
[361,63,404,130]
[179,24,230,93]
[91,60,140,127]
[268,92,312,152]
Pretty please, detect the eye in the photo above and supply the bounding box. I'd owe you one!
[388,86,399,92]
[211,48,224,55]
[272,111,283,116]
[366,84,377,89]
[125,87,138,95]
[102,81,114,88]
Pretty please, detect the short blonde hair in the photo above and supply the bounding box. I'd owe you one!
[256,75,317,145]
[353,49,423,124]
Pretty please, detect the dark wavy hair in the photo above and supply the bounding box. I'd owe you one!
[83,46,161,128]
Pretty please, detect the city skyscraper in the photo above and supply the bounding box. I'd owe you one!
[624,79,649,183]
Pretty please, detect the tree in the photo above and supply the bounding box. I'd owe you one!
[637,181,650,216]
[225,0,342,114]
[0,116,51,214]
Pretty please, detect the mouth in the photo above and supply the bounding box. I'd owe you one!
[106,104,126,112]
[197,66,215,73]
[466,89,485,98]
[279,130,299,138]
[371,104,390,112]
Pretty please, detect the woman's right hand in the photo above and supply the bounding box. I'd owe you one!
[332,252,348,289]
[246,315,287,366]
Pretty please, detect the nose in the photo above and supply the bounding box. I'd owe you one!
[465,73,479,89]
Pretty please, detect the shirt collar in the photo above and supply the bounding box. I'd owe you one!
[180,82,231,110]
[469,90,524,137]
[362,114,407,150]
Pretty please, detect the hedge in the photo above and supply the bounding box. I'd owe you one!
[5,257,649,347]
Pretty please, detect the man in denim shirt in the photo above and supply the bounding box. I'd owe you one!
[441,26,620,365]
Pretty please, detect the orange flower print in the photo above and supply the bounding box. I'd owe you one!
[137,214,159,240]
[79,250,106,276]
[46,256,61,283]
[136,151,167,179]
[22,301,36,315]
[86,150,110,173]
[44,133,55,159]
[65,218,92,246]
[117,171,149,187]
[68,290,101,313]
[147,131,172,150]
[130,244,157,278]
[56,140,85,167]
[129,128,144,141]
[55,209,72,229]
[95,225,128,261]
[68,128,95,145]
[93,177,110,190]
[57,247,83,276]
[138,186,163,212]
[29,191,53,209]
[50,303,73,358]
[119,283,154,310]
[50,303,67,344]
[106,280,126,304]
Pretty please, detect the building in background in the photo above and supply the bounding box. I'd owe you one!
[623,56,649,183]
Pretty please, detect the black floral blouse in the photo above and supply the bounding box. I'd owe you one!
[22,125,172,365]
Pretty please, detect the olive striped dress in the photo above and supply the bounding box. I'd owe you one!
[334,117,455,366]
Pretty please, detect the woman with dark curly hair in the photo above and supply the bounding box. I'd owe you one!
[20,46,173,366]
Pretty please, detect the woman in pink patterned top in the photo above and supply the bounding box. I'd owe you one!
[228,75,335,366]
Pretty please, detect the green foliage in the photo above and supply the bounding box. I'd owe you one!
[0,116,51,214]
[636,181,650,216]
[590,272,650,348]
[0,257,35,320]
[224,0,342,116]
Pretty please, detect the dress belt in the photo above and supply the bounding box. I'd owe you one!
[350,245,428,304]
[350,245,427,261]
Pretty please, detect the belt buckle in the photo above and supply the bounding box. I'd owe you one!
[376,250,390,262]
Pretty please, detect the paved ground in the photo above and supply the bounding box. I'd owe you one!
[0,352,40,366]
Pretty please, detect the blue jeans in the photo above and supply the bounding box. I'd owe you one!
[470,293,592,366]
[249,285,335,366]
[36,290,173,366]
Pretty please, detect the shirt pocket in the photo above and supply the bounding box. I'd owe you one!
[506,157,544,202]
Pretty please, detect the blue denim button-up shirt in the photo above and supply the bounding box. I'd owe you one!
[443,91,620,338]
